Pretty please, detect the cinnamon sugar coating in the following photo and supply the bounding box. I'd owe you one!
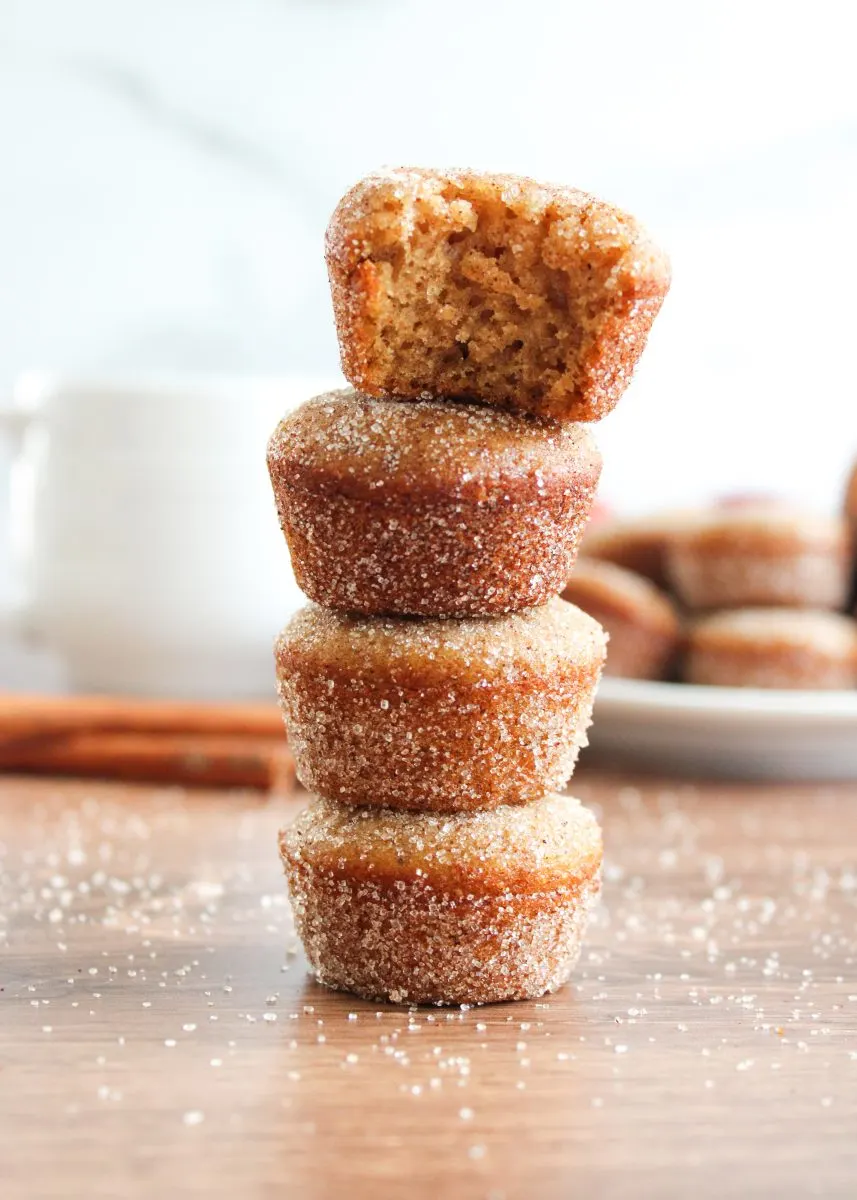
[562,559,681,680]
[326,168,670,423]
[280,793,603,1005]
[684,608,857,689]
[268,389,602,617]
[666,509,852,612]
[275,598,608,812]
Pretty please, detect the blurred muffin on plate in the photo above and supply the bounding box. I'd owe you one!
[562,559,681,680]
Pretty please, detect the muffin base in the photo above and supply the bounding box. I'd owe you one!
[666,511,852,612]
[669,548,851,612]
[285,868,600,1006]
[684,609,857,689]
[277,482,598,618]
[280,793,603,1006]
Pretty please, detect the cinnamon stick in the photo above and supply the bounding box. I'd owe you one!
[0,693,284,752]
[0,730,295,792]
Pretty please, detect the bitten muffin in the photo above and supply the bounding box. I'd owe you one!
[562,559,681,680]
[275,598,607,812]
[280,792,602,1006]
[684,609,857,690]
[580,509,703,590]
[268,389,602,618]
[665,509,852,612]
[326,168,671,424]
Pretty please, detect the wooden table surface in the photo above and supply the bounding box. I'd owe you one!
[2,769,856,1199]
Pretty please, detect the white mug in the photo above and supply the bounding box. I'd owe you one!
[0,373,332,698]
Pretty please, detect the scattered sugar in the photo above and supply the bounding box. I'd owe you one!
[4,753,854,1169]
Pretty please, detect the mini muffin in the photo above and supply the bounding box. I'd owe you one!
[666,508,852,612]
[268,390,602,617]
[562,559,681,680]
[580,509,701,589]
[280,792,602,1006]
[326,167,671,424]
[684,609,857,690]
[275,598,607,812]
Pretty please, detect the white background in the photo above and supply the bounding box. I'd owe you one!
[2,0,856,556]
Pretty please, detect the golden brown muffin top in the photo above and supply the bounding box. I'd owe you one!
[276,597,607,686]
[563,559,679,636]
[671,507,850,556]
[690,608,857,659]
[280,792,602,896]
[583,510,705,556]
[326,167,670,300]
[268,388,600,502]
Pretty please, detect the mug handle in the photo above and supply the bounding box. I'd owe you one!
[0,406,32,441]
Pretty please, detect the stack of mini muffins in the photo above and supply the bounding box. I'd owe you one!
[268,168,670,1005]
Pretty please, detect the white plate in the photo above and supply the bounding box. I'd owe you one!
[588,677,857,780]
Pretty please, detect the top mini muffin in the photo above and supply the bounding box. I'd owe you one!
[325,167,671,423]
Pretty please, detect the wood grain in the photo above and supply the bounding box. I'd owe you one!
[1,770,856,1199]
